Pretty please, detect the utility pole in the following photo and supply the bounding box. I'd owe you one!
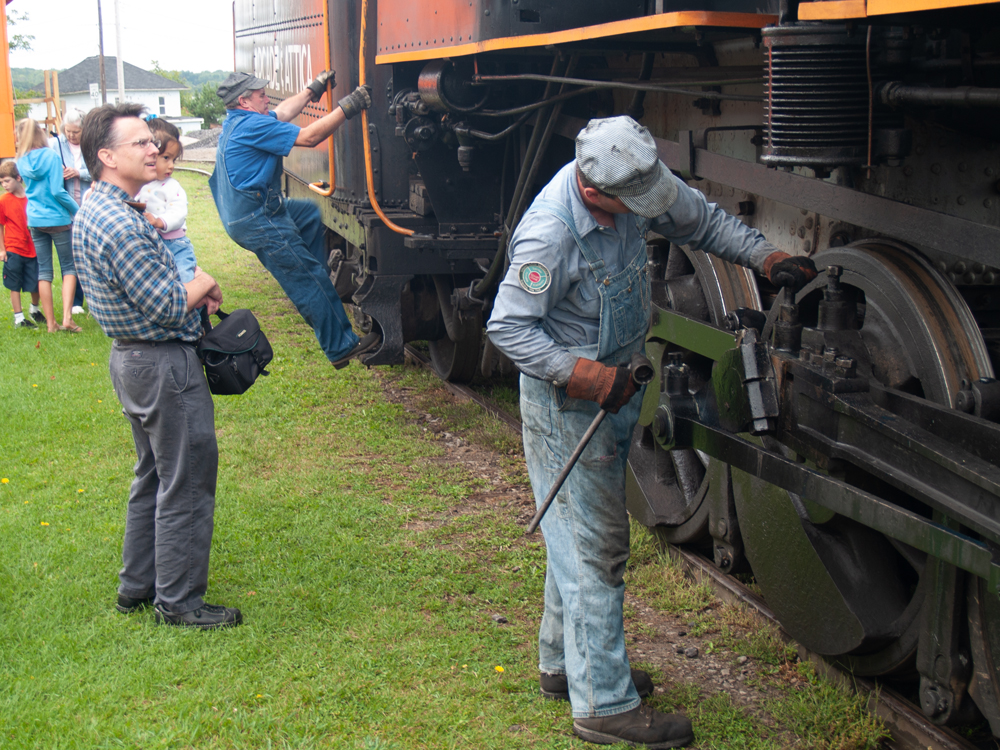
[97,0,107,103]
[114,0,125,103]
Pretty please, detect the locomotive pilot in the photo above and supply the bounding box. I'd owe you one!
[487,116,816,748]
[210,71,380,369]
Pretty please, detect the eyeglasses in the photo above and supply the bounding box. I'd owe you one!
[113,138,162,150]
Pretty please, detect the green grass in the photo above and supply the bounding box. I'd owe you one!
[0,172,888,749]
[0,173,561,749]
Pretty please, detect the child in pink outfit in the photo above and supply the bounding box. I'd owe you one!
[135,135,197,282]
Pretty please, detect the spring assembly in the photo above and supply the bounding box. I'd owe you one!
[762,24,869,169]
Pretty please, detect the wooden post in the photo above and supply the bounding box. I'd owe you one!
[52,72,62,133]
[44,71,52,130]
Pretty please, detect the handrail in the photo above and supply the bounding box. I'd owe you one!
[359,0,413,235]
[308,0,336,197]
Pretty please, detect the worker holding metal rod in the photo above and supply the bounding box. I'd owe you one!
[487,115,814,749]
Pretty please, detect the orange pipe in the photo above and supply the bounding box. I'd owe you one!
[309,0,336,197]
[360,0,413,235]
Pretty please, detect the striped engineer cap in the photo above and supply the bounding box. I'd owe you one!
[576,115,678,218]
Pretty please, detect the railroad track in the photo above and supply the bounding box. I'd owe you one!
[402,344,983,750]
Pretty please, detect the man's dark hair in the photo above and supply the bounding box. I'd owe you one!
[81,103,147,180]
[576,165,612,197]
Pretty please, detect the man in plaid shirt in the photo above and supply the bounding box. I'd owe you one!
[74,103,241,630]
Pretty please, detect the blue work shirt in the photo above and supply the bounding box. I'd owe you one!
[487,161,776,385]
[220,108,300,192]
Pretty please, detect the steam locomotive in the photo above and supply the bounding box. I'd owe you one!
[234,0,1000,734]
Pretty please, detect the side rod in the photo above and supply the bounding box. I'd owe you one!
[681,418,1000,591]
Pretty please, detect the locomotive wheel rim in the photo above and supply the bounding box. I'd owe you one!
[968,575,1000,734]
[801,240,993,402]
[428,314,483,384]
[627,247,759,543]
[737,240,991,676]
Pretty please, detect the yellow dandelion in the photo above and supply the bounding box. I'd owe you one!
[1,478,8,484]
[40,522,49,526]
[98,399,103,403]
[32,384,37,388]
[90,362,95,366]
[77,489,84,493]
[495,666,504,673]
[256,694,263,698]
[462,664,468,669]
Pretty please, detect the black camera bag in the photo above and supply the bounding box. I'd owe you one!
[197,309,273,395]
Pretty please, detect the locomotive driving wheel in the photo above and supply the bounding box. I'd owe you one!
[427,276,483,383]
[732,241,994,678]
[629,239,998,690]
[626,245,761,545]
[428,319,482,383]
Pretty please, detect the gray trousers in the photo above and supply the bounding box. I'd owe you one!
[109,340,218,613]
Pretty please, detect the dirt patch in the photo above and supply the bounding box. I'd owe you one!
[623,595,788,708]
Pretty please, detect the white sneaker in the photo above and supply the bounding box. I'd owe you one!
[71,306,85,315]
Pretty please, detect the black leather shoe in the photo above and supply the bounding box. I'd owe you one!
[540,669,654,701]
[573,704,694,748]
[154,603,243,630]
[331,332,381,369]
[116,593,154,613]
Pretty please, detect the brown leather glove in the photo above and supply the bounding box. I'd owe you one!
[565,358,637,414]
[763,252,819,291]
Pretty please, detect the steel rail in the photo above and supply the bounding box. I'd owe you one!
[400,343,982,750]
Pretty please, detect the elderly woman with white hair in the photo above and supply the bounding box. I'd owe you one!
[49,108,90,314]
[49,108,91,205]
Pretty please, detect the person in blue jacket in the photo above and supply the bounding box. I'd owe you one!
[210,71,378,369]
[49,108,91,314]
[16,118,80,332]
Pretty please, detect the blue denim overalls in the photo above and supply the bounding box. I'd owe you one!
[209,111,358,362]
[520,198,650,718]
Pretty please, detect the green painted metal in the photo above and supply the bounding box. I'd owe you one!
[648,305,737,362]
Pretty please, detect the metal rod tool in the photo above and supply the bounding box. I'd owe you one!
[525,353,655,534]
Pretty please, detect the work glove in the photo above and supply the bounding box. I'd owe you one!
[338,85,373,120]
[307,70,335,102]
[763,251,819,292]
[565,358,637,414]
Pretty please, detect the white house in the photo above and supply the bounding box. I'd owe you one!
[26,57,203,134]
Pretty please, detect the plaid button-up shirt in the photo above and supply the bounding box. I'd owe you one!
[73,181,201,342]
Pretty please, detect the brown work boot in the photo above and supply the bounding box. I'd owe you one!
[573,704,694,748]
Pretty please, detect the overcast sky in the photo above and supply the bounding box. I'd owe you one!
[8,0,235,73]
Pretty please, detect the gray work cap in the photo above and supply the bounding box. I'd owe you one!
[216,72,270,107]
[576,116,678,218]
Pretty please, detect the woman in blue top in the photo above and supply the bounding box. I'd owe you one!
[16,118,80,332]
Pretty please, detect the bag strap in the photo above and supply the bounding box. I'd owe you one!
[199,308,230,334]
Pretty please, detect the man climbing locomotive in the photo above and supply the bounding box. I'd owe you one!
[487,116,816,748]
[210,70,380,369]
